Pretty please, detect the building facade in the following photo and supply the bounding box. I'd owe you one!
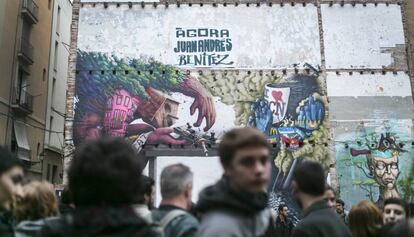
[43,0,72,185]
[0,0,70,182]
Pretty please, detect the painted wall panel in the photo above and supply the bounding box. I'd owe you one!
[78,5,321,69]
[333,120,413,207]
[327,72,412,97]
[322,4,406,70]
[329,97,414,121]
[327,73,414,120]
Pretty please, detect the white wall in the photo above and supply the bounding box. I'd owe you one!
[322,4,405,69]
[154,156,223,206]
[78,4,321,69]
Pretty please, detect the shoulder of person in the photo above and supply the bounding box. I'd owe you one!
[196,216,243,237]
[169,211,199,229]
[291,227,312,237]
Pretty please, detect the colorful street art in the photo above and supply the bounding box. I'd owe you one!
[73,3,413,225]
[73,50,329,222]
[335,120,413,208]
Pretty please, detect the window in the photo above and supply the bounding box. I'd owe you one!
[116,95,123,105]
[56,6,61,35]
[17,68,28,104]
[22,21,31,41]
[46,164,51,181]
[124,96,130,107]
[52,165,57,184]
[51,78,56,103]
[49,116,54,143]
[42,68,46,81]
[53,41,58,71]
[48,0,52,10]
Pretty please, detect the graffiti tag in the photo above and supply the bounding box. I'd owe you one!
[174,27,234,67]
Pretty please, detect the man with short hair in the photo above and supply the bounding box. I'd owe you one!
[383,198,409,225]
[0,146,24,237]
[133,175,155,222]
[275,204,294,237]
[196,127,276,237]
[291,161,351,237]
[324,185,336,210]
[152,164,199,237]
[40,137,161,237]
[336,199,349,225]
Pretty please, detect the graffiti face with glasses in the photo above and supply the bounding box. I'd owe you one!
[370,156,399,190]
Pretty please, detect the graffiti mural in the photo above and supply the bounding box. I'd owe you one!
[335,120,413,208]
[73,51,218,147]
[73,52,327,224]
[73,4,332,223]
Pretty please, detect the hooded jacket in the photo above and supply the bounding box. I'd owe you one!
[195,177,274,237]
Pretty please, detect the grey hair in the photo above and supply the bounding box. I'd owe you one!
[160,163,193,199]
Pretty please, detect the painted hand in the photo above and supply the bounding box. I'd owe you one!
[147,127,186,145]
[249,99,273,133]
[178,75,216,131]
[190,93,216,131]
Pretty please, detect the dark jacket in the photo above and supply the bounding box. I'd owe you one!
[195,177,275,237]
[292,200,352,237]
[275,215,294,237]
[152,204,199,237]
[0,211,14,237]
[39,207,162,237]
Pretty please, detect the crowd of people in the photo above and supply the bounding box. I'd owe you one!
[0,127,413,237]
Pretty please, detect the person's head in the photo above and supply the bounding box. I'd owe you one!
[160,163,193,210]
[135,175,155,209]
[336,199,345,214]
[14,181,59,222]
[292,161,325,207]
[69,137,143,207]
[383,198,409,225]
[278,204,289,219]
[324,185,336,210]
[349,200,383,237]
[219,128,271,194]
[0,146,24,211]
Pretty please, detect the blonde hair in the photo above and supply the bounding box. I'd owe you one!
[15,181,59,221]
[349,200,383,237]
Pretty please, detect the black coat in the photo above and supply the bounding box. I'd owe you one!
[275,215,294,237]
[0,211,14,237]
[292,201,352,237]
[39,207,162,237]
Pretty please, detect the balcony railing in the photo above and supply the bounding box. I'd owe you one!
[21,0,39,24]
[12,87,34,115]
[18,37,34,65]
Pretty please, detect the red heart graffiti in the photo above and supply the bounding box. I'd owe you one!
[272,91,283,102]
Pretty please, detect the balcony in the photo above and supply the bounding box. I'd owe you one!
[11,88,34,116]
[18,37,34,65]
[21,0,38,24]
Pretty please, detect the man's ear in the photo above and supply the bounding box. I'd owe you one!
[144,193,150,205]
[184,184,193,198]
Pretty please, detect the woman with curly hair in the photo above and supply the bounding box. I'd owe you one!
[349,201,383,237]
